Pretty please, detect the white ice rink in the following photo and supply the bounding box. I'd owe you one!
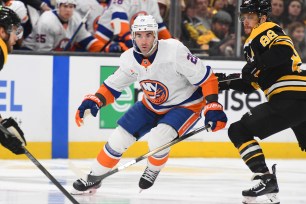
[0,158,305,204]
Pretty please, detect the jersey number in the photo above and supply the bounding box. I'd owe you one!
[260,30,278,47]
[36,34,46,43]
[187,53,198,64]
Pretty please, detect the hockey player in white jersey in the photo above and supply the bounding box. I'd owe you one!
[72,15,227,194]
[74,0,107,35]
[95,0,171,52]
[23,0,105,51]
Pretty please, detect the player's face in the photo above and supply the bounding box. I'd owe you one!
[0,27,19,53]
[134,31,156,56]
[239,13,259,35]
[58,4,75,21]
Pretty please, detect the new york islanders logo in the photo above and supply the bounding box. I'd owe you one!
[140,80,169,105]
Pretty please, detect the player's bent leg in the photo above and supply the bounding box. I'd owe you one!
[139,124,177,191]
[228,121,279,203]
[72,126,136,194]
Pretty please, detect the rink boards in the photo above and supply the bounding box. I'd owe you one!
[0,54,305,159]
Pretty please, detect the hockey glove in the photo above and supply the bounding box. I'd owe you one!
[75,94,103,127]
[0,117,26,155]
[204,102,227,132]
[105,42,122,53]
[242,62,260,84]
[217,73,241,92]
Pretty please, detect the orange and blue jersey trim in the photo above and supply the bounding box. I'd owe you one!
[95,24,113,42]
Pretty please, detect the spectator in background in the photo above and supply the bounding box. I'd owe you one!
[270,0,285,27]
[195,0,212,29]
[287,21,306,61]
[22,0,105,52]
[181,0,208,49]
[282,0,303,30]
[223,0,238,33]
[197,10,235,57]
[210,0,226,15]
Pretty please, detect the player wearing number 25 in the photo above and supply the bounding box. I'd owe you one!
[72,15,227,194]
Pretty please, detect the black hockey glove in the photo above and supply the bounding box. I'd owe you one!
[0,118,26,155]
[216,73,241,92]
[242,62,260,84]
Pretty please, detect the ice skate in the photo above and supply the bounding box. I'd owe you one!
[139,167,160,192]
[71,173,102,195]
[242,164,279,204]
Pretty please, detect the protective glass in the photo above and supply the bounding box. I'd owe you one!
[239,13,258,22]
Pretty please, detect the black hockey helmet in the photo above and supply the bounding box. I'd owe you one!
[0,6,23,39]
[240,0,271,15]
[0,6,22,38]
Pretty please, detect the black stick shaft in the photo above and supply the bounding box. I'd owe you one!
[23,147,79,204]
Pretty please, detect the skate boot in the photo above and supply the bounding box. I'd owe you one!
[242,164,280,204]
[139,167,160,192]
[71,173,102,195]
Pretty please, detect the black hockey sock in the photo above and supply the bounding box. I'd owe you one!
[238,140,269,173]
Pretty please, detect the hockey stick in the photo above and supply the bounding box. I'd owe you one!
[0,124,79,204]
[23,148,79,204]
[95,124,211,181]
[64,9,91,51]
[216,73,241,83]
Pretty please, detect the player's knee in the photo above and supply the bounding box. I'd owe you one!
[147,124,177,155]
[228,121,253,148]
[107,126,136,153]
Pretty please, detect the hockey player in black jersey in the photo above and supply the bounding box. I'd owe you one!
[219,0,306,203]
[0,6,26,155]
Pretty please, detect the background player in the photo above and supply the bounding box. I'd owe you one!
[95,0,172,52]
[0,6,26,155]
[72,15,227,194]
[22,0,105,52]
[219,0,306,203]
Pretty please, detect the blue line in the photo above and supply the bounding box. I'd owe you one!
[52,56,69,158]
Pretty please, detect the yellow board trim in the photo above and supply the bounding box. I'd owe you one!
[1,141,305,159]
[0,142,51,159]
[70,141,306,159]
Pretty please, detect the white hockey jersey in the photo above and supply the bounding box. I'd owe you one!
[23,10,98,51]
[75,0,106,34]
[104,39,213,114]
[96,0,168,41]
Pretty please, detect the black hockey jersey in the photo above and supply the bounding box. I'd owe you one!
[0,38,8,71]
[243,21,306,100]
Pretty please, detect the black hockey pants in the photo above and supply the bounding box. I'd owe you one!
[231,98,306,151]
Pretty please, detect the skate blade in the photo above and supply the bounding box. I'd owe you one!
[70,188,98,195]
[243,193,280,204]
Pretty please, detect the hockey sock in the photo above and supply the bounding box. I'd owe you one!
[147,152,169,171]
[91,142,122,176]
[238,139,269,173]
